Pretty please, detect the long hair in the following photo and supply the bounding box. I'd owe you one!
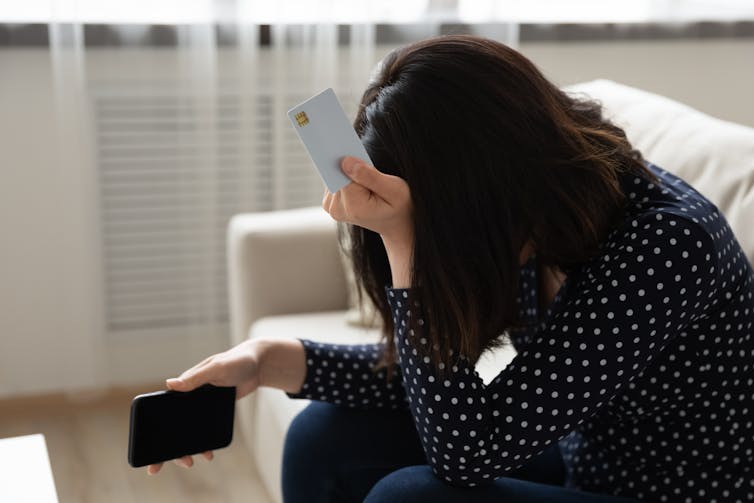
[342,35,654,378]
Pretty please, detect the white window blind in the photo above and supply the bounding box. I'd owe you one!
[93,83,358,334]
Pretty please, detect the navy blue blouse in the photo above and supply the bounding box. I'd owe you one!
[287,163,754,502]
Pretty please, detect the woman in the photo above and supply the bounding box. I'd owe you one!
[148,36,754,502]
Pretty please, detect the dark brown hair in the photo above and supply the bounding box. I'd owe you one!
[342,35,654,378]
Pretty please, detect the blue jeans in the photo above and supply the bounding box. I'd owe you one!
[281,401,639,503]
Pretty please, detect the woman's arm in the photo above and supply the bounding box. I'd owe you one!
[148,336,287,474]
[149,333,408,475]
[161,336,406,409]
[205,336,406,409]
[255,336,307,393]
[382,233,413,288]
[384,214,718,487]
[281,338,408,409]
[259,336,408,409]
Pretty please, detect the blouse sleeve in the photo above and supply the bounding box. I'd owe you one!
[285,338,408,410]
[509,256,539,352]
[386,213,718,487]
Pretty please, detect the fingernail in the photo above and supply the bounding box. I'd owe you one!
[166,377,181,385]
[343,163,357,175]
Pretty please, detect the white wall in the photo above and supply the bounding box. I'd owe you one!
[1,38,752,399]
[0,48,230,399]
[0,49,100,396]
[520,39,754,128]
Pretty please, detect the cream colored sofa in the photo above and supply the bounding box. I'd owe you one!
[228,79,754,503]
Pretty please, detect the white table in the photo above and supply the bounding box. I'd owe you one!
[0,434,59,502]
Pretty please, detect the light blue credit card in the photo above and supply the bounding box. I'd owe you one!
[287,88,374,193]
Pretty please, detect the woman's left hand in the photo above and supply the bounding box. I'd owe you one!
[323,156,413,244]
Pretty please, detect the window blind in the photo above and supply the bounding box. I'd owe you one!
[93,84,358,334]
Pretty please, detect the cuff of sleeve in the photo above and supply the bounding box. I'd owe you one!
[384,286,417,304]
[385,286,415,321]
[284,338,319,400]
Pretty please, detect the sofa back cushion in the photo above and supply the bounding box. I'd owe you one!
[566,79,754,264]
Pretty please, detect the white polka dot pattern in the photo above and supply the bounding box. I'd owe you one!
[286,340,407,409]
[287,164,754,502]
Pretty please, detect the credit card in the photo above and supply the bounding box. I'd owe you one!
[287,88,374,193]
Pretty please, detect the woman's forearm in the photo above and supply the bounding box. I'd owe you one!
[256,336,307,394]
[382,232,414,289]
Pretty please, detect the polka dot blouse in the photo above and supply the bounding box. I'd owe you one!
[286,163,754,502]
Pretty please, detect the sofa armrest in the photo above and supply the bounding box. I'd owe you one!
[227,206,349,346]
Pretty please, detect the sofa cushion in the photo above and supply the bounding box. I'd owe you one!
[566,79,754,263]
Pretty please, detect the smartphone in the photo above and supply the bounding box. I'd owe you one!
[128,384,236,468]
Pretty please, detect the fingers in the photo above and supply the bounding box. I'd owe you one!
[146,452,214,475]
[341,156,376,189]
[166,362,215,392]
[187,355,215,374]
[322,189,333,214]
[322,188,347,221]
[340,157,387,194]
[324,158,411,233]
[329,191,343,218]
[341,157,405,203]
[323,180,373,224]
[147,463,163,475]
[166,354,218,392]
[165,376,190,391]
[174,456,193,468]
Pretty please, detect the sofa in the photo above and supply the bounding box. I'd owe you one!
[227,79,754,503]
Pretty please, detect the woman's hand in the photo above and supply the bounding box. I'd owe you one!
[146,338,263,475]
[323,156,413,245]
[324,157,415,287]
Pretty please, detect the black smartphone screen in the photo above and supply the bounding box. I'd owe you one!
[128,384,236,468]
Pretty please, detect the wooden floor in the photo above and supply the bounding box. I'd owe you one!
[0,386,273,503]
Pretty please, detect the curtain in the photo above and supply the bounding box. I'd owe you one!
[40,2,383,345]
[34,0,518,351]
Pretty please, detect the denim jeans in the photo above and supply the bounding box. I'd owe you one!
[281,401,639,503]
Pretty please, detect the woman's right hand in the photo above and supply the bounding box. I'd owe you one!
[146,338,263,475]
